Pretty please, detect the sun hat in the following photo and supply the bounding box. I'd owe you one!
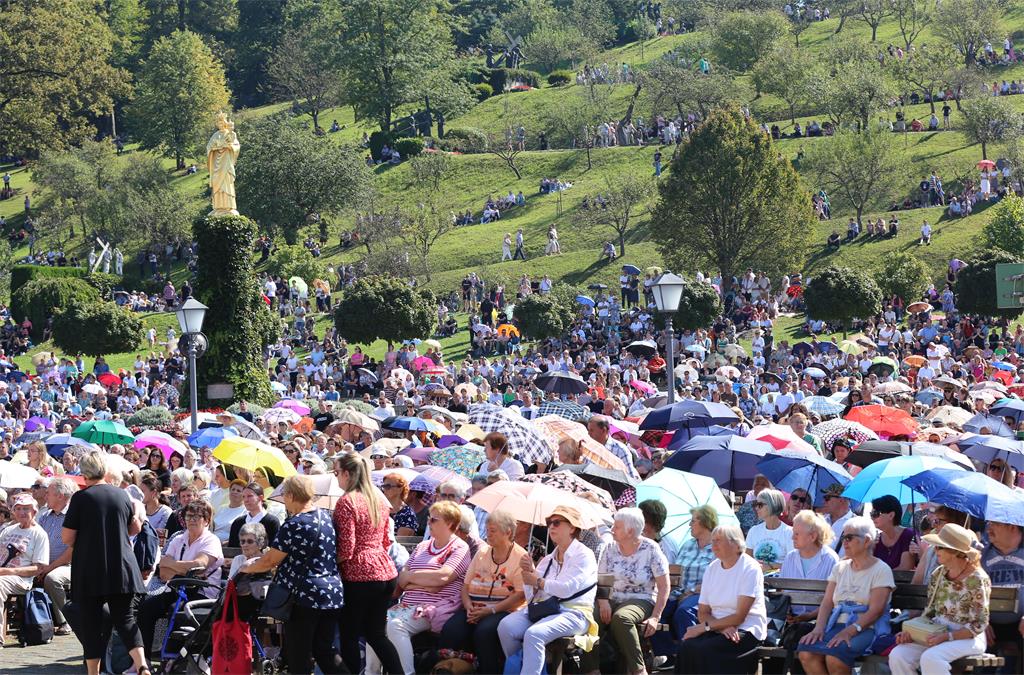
[11,493,37,510]
[922,523,978,555]
[548,505,583,529]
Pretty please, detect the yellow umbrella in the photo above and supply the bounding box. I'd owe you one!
[424,339,442,350]
[838,340,863,355]
[213,437,297,477]
[453,422,485,442]
[454,382,478,398]
[31,351,53,366]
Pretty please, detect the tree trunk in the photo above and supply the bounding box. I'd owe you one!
[618,232,626,257]
[871,24,878,42]
[311,109,320,132]
[175,151,184,171]
[982,141,988,160]
[585,144,592,170]
[507,158,522,179]
[790,103,797,127]
[616,83,643,146]
[835,13,848,33]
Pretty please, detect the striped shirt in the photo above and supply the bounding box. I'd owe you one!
[400,537,470,607]
[37,508,68,564]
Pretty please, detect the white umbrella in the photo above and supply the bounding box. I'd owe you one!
[270,473,345,510]
[226,417,268,441]
[81,383,106,396]
[176,411,222,434]
[0,462,39,489]
[262,408,301,425]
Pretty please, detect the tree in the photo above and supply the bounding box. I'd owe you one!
[892,0,931,50]
[961,96,1022,160]
[268,17,342,133]
[542,86,611,169]
[410,152,455,193]
[856,0,893,42]
[12,277,100,341]
[526,25,577,73]
[984,194,1024,256]
[143,0,238,44]
[228,0,287,107]
[805,129,903,226]
[52,300,143,358]
[515,293,569,340]
[809,56,895,130]
[954,249,1024,318]
[0,241,15,301]
[339,0,455,132]
[266,244,329,281]
[400,200,451,281]
[650,108,813,287]
[333,276,434,344]
[1,0,129,155]
[873,252,930,303]
[710,10,789,72]
[803,266,883,332]
[933,0,1002,66]
[643,60,740,122]
[752,44,815,125]
[111,154,197,251]
[129,30,231,169]
[789,12,812,47]
[572,174,654,257]
[236,115,370,243]
[892,44,961,114]
[675,278,723,331]
[485,129,525,180]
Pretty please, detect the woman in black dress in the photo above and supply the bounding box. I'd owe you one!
[63,450,150,675]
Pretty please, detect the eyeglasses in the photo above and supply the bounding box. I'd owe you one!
[547,518,567,528]
[427,516,441,523]
[439,493,459,500]
[184,513,204,521]
[988,465,1005,472]
[753,502,765,508]
[870,510,882,518]
[840,533,860,543]
[31,484,45,490]
[381,483,399,490]
[239,538,257,545]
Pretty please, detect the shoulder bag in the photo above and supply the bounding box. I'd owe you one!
[527,558,596,622]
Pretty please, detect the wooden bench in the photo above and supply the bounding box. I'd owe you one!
[757,576,1018,673]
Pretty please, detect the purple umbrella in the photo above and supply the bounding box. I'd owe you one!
[25,416,54,432]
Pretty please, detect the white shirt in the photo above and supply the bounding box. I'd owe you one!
[698,554,768,639]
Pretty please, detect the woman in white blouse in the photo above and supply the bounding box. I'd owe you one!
[498,506,598,675]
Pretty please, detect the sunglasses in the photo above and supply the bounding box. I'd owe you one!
[824,495,840,501]
[840,533,860,543]
[381,483,399,490]
[989,465,1005,472]
[428,516,442,523]
[439,493,459,500]
[791,495,808,503]
[870,510,882,518]
[547,518,567,527]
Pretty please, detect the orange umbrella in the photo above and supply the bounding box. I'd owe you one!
[293,417,315,433]
[903,355,927,368]
[533,415,629,473]
[845,405,919,437]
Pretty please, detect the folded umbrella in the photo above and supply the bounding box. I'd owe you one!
[902,468,1024,526]
[842,455,961,505]
[635,468,739,549]
[757,451,853,507]
[665,434,773,490]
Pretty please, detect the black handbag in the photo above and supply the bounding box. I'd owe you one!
[526,559,596,623]
[261,582,294,622]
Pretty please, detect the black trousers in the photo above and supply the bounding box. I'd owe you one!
[438,607,508,675]
[66,593,143,661]
[338,578,402,674]
[675,630,761,674]
[285,605,348,674]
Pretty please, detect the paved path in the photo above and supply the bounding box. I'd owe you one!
[5,633,85,674]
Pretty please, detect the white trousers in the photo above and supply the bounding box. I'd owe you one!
[889,632,987,675]
[497,608,589,675]
[364,611,431,675]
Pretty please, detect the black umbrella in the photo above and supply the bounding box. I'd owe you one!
[792,343,813,358]
[626,340,658,357]
[845,440,902,467]
[534,371,588,395]
[555,463,636,499]
[587,283,608,290]
[761,372,784,385]
[867,362,895,378]
[358,368,379,384]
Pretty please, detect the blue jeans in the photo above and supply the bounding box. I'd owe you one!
[650,593,700,657]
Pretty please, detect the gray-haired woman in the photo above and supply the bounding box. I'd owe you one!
[228,522,270,621]
[745,488,793,571]
[797,516,895,675]
[597,507,670,675]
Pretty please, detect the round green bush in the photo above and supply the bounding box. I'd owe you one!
[12,277,100,341]
[394,137,425,158]
[368,130,395,161]
[547,70,573,86]
[266,244,328,282]
[441,127,488,153]
[474,83,494,101]
[127,406,174,428]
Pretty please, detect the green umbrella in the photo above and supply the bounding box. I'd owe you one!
[869,356,899,378]
[72,419,135,445]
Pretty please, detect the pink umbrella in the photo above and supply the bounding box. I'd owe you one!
[412,356,434,371]
[629,379,656,395]
[273,399,311,416]
[133,430,188,460]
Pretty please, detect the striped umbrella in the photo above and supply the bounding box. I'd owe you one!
[532,415,628,473]
[469,403,554,466]
[810,419,879,451]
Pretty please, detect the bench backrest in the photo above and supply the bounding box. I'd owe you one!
[765,576,1019,614]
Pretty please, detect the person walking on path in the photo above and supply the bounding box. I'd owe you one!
[513,229,526,260]
[502,233,513,261]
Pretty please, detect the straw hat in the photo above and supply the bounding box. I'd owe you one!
[922,523,978,555]
[548,505,583,529]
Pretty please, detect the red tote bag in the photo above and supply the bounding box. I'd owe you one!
[212,580,253,675]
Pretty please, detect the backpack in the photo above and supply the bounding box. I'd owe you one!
[134,518,159,574]
[20,588,54,645]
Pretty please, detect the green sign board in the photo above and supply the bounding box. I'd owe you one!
[996,263,1024,309]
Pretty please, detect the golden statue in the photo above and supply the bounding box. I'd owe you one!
[206,112,240,217]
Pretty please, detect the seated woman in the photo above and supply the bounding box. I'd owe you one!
[889,524,990,675]
[676,524,767,674]
[368,500,470,675]
[745,489,794,571]
[227,522,271,622]
[439,509,527,674]
[871,495,917,571]
[781,511,840,623]
[597,508,670,675]
[827,231,842,249]
[498,506,598,675]
[798,516,895,675]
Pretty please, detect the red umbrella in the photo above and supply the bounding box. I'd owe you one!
[97,373,122,387]
[978,159,997,170]
[845,405,919,438]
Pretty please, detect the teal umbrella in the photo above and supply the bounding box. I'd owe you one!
[842,455,961,505]
[635,468,738,550]
[72,419,134,445]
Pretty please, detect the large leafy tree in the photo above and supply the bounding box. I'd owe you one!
[1,0,129,155]
[892,44,962,114]
[752,44,815,125]
[515,293,569,340]
[804,266,883,332]
[143,0,238,44]
[983,194,1024,256]
[650,107,813,287]
[333,276,434,344]
[571,174,654,257]
[710,10,789,72]
[809,55,895,130]
[52,300,143,358]
[228,0,287,107]
[805,129,902,226]
[129,29,231,169]
[933,0,1002,66]
[675,278,723,331]
[236,115,370,243]
[339,0,455,132]
[873,252,930,304]
[961,96,1022,159]
[643,59,740,122]
[954,249,1024,318]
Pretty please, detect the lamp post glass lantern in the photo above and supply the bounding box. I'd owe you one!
[176,299,208,432]
[652,273,685,405]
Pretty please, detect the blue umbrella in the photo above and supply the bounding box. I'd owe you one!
[635,468,739,549]
[622,264,642,275]
[385,416,432,433]
[804,396,845,417]
[902,468,1024,526]
[963,413,1015,438]
[990,398,1024,423]
[639,401,739,440]
[842,455,961,505]
[992,362,1016,372]
[708,425,738,436]
[43,433,92,460]
[665,434,774,490]
[915,389,944,404]
[959,434,1024,472]
[757,451,853,507]
[575,295,595,307]
[187,425,239,448]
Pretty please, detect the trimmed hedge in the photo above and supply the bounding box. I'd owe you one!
[547,70,573,86]
[10,265,87,301]
[394,137,425,158]
[12,277,100,341]
[488,68,542,92]
[439,127,488,153]
[474,83,494,101]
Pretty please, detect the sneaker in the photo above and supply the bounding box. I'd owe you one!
[55,624,73,636]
